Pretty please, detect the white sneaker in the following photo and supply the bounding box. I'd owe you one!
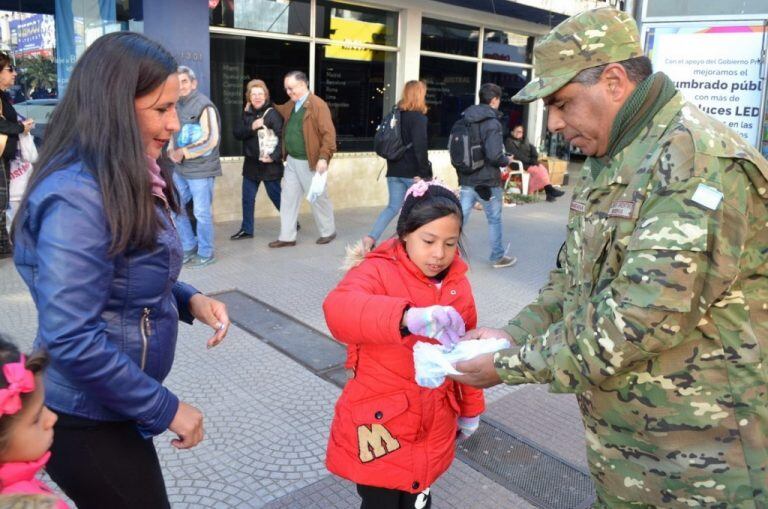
[492,256,517,269]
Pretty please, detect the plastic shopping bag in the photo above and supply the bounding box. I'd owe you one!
[306,171,327,203]
[19,132,37,163]
[413,338,511,388]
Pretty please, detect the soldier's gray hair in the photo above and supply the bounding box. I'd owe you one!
[570,56,653,86]
[178,65,196,81]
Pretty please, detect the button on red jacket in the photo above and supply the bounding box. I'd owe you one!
[323,238,484,493]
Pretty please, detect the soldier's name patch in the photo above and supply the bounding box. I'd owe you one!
[608,200,635,218]
[570,201,586,213]
[691,184,723,210]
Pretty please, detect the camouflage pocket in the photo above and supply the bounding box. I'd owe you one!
[565,214,614,290]
[621,213,709,312]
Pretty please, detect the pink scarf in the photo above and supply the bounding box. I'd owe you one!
[146,155,167,200]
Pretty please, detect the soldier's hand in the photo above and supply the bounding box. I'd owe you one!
[461,327,512,342]
[448,352,502,388]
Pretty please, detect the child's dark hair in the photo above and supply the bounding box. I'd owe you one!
[0,335,48,457]
[396,183,467,257]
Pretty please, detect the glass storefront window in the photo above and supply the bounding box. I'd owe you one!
[481,63,529,138]
[315,1,397,47]
[209,0,311,36]
[645,0,768,17]
[483,30,531,65]
[0,1,139,140]
[420,56,477,149]
[421,18,478,57]
[315,44,396,152]
[210,34,310,156]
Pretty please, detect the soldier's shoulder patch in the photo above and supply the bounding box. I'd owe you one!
[691,183,723,210]
[570,201,586,213]
[608,200,635,218]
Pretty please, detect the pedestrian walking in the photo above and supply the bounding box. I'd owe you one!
[363,80,432,253]
[270,70,337,247]
[324,180,484,509]
[12,32,230,509]
[449,7,768,508]
[231,78,284,240]
[454,83,517,268]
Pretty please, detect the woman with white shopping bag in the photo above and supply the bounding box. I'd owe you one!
[0,51,34,259]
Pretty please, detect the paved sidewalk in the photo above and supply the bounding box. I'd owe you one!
[0,190,588,508]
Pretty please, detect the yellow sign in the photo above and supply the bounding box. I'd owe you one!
[324,17,386,62]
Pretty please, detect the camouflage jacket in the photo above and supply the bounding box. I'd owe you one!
[496,92,768,507]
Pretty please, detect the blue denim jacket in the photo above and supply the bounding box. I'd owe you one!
[13,162,198,436]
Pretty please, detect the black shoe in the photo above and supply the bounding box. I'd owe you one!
[230,229,253,240]
[545,185,565,199]
[546,194,557,202]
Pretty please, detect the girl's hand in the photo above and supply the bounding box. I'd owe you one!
[404,305,465,348]
[456,415,480,442]
[252,118,264,130]
[189,294,230,348]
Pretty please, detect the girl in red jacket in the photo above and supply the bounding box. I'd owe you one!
[323,180,484,509]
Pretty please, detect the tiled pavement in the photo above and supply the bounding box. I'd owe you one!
[0,188,589,508]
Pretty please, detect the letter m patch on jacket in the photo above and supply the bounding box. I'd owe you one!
[357,424,400,462]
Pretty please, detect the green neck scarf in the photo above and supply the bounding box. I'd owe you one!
[606,72,677,160]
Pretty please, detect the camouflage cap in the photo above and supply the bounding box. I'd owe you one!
[512,7,643,104]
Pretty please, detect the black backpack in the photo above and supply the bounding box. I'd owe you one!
[448,117,485,175]
[374,107,412,160]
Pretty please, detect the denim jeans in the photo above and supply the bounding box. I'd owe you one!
[460,185,504,262]
[241,177,281,235]
[368,176,412,241]
[173,174,215,258]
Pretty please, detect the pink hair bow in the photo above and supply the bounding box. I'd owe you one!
[404,179,455,200]
[0,356,35,417]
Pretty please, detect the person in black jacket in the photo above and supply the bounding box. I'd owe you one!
[363,80,432,252]
[0,52,34,258]
[230,79,284,240]
[457,83,516,268]
[505,124,564,202]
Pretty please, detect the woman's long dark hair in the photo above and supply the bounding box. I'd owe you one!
[12,32,179,255]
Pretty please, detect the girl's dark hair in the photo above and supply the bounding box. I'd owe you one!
[0,335,48,457]
[12,32,179,255]
[396,184,467,257]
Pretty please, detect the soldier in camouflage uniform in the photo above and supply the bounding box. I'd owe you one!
[449,7,768,508]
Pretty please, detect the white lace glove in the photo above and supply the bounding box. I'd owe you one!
[457,416,480,441]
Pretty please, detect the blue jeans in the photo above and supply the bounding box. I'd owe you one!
[460,185,504,262]
[173,174,215,258]
[368,177,412,241]
[241,177,281,235]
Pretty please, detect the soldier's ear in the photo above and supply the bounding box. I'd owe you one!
[601,64,632,102]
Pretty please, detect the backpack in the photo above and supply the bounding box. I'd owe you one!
[448,117,485,175]
[374,107,412,160]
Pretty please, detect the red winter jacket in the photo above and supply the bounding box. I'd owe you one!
[323,239,484,493]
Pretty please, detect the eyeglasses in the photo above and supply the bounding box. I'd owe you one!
[2,66,14,73]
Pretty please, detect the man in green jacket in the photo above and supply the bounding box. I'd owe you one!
[450,7,768,508]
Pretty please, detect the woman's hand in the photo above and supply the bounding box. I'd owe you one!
[189,293,230,348]
[259,155,273,163]
[21,118,35,134]
[251,118,264,130]
[168,401,204,449]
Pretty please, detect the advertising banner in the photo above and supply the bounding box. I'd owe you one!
[644,23,767,148]
[10,14,54,57]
